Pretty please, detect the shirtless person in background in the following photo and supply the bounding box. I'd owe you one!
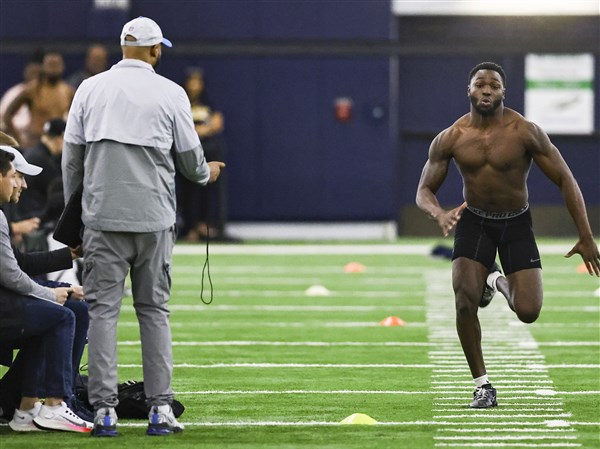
[4,51,74,146]
[416,61,599,408]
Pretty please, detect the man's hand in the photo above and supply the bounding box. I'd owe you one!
[207,161,226,183]
[436,202,467,237]
[69,245,83,259]
[68,285,85,300]
[54,287,70,305]
[565,236,600,276]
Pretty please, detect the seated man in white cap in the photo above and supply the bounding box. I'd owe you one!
[0,146,92,433]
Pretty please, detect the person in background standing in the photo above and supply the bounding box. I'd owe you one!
[0,51,44,148]
[18,118,66,221]
[176,68,237,242]
[67,44,109,90]
[4,51,74,147]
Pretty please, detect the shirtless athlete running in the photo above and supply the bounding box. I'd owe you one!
[416,61,600,408]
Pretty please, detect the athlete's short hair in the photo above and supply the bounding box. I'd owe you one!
[468,62,506,87]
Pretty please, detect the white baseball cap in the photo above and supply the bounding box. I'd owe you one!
[0,146,43,176]
[120,16,173,48]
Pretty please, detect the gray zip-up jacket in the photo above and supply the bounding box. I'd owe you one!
[0,211,56,302]
[62,58,210,233]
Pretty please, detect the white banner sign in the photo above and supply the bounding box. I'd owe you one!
[525,54,595,135]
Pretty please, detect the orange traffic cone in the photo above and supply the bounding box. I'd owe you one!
[379,316,406,327]
[577,263,588,274]
[344,262,366,273]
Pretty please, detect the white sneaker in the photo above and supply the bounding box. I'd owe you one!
[9,402,42,432]
[146,404,184,435]
[33,401,93,433]
[91,407,118,437]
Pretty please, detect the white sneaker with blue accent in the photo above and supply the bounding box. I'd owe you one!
[146,404,184,435]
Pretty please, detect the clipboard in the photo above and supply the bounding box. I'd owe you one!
[52,181,83,247]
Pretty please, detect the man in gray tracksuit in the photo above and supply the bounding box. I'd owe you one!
[62,16,225,437]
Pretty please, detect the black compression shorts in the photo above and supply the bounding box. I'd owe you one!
[452,206,542,275]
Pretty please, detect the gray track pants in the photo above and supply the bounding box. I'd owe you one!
[82,226,176,409]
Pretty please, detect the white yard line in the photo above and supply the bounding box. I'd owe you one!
[160,290,425,298]
[434,444,581,448]
[120,303,598,312]
[118,340,435,347]
[439,428,575,433]
[435,436,578,440]
[173,243,577,256]
[117,361,599,370]
[119,363,438,368]
[175,389,436,395]
[120,321,426,328]
[168,389,597,397]
[102,420,599,428]
[118,340,599,348]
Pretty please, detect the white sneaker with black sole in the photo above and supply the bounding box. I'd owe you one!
[33,401,92,433]
[9,402,42,432]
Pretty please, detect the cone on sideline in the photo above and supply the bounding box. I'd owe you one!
[304,285,331,296]
[379,316,406,327]
[344,262,366,273]
[576,263,588,273]
[340,413,377,425]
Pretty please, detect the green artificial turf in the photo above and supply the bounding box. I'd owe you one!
[1,239,598,448]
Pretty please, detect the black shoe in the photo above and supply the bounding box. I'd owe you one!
[67,395,94,423]
[480,262,502,308]
[470,384,498,408]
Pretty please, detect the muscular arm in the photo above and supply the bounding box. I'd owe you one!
[527,122,599,275]
[416,132,451,219]
[528,124,593,240]
[416,130,466,236]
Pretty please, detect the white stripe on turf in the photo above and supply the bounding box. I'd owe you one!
[434,444,581,447]
[168,389,595,397]
[119,340,436,346]
[432,414,573,419]
[117,362,599,369]
[103,420,599,427]
[172,243,577,255]
[435,436,577,440]
[163,291,597,299]
[121,339,599,350]
[120,363,438,368]
[439,428,575,433]
[175,389,437,395]
[172,264,584,275]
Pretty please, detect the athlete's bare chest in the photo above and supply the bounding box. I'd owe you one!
[452,129,528,171]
